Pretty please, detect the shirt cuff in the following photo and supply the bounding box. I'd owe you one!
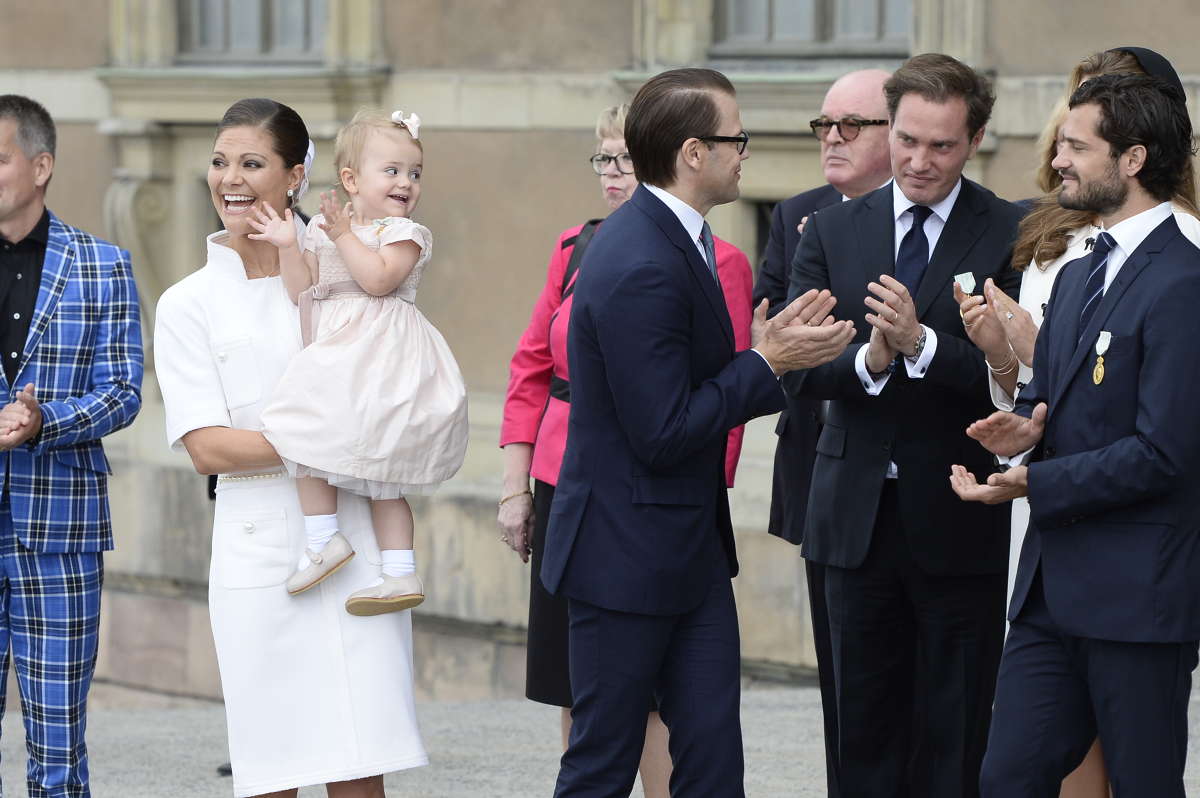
[997,447,1035,468]
[750,348,780,379]
[902,325,937,378]
[854,344,891,396]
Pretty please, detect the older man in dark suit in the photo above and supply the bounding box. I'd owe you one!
[754,68,893,798]
[542,68,856,797]
[784,54,1022,797]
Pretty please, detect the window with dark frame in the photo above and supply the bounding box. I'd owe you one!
[177,0,327,64]
[712,0,910,59]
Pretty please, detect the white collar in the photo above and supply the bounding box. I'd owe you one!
[643,183,706,244]
[205,231,255,282]
[205,214,305,282]
[1101,202,1173,257]
[892,178,962,224]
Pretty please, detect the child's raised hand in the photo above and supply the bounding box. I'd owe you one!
[318,191,353,242]
[246,203,297,250]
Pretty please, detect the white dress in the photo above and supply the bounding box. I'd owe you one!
[153,230,428,797]
[989,209,1200,608]
[261,216,469,500]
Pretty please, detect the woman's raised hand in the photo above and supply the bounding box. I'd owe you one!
[246,203,297,250]
[954,281,1008,361]
[986,279,1038,367]
[317,191,354,242]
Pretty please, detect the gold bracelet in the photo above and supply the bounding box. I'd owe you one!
[986,350,1017,375]
[498,489,532,507]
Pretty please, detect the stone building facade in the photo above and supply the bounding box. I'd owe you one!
[1,0,1197,698]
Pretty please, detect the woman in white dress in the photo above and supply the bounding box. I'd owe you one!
[153,98,427,798]
[955,47,1200,798]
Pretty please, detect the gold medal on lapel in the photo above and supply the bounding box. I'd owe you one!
[1093,331,1111,385]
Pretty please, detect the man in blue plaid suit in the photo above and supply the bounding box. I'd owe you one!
[0,96,142,797]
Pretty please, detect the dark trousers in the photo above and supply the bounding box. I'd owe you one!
[553,578,743,798]
[981,572,1198,798]
[806,558,841,797]
[824,482,1005,798]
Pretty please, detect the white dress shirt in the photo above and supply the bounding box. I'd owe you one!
[642,183,776,375]
[643,183,709,265]
[851,179,963,477]
[1098,201,1174,290]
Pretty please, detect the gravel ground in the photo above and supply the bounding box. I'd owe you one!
[0,682,1195,796]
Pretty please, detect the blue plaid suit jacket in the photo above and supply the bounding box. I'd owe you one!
[0,211,143,552]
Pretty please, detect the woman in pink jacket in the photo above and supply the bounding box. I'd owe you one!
[496,104,754,795]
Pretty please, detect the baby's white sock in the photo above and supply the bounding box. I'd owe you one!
[381,548,415,578]
[299,514,339,570]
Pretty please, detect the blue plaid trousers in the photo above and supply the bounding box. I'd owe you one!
[0,491,101,798]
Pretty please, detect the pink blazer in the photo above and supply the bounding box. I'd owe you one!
[501,222,754,487]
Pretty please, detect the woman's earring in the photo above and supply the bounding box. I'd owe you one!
[287,188,295,198]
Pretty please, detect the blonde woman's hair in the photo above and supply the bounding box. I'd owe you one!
[334,108,422,197]
[595,104,629,142]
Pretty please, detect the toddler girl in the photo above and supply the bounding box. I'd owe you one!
[252,109,468,615]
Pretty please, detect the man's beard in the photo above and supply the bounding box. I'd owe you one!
[1057,161,1127,216]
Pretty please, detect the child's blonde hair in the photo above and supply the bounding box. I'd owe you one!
[334,108,422,197]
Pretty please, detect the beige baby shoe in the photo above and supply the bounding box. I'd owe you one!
[344,573,425,616]
[286,532,356,595]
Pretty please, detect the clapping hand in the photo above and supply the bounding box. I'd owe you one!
[752,290,856,375]
[246,204,297,251]
[953,281,1008,360]
[317,191,354,242]
[966,403,1047,457]
[865,275,922,357]
[985,279,1038,367]
[0,383,42,451]
[949,464,1028,504]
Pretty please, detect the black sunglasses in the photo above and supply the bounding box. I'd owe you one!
[697,130,750,155]
[809,116,888,142]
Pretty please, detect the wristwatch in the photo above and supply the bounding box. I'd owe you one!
[905,327,927,360]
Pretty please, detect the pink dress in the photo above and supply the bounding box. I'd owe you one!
[261,215,468,499]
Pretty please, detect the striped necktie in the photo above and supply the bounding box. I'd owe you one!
[1078,231,1116,342]
[700,222,719,284]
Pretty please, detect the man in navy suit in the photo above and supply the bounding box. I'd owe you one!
[954,74,1200,797]
[541,68,856,797]
[753,68,893,798]
[785,54,1023,797]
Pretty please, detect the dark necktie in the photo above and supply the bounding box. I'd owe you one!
[894,205,933,296]
[1078,231,1116,342]
[700,222,720,285]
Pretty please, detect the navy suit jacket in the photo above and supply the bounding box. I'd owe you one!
[783,179,1022,575]
[1012,214,1200,643]
[541,185,786,616]
[754,184,843,545]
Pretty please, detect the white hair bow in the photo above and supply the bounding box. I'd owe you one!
[295,139,316,202]
[391,110,421,140]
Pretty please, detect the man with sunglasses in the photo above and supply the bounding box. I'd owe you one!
[754,68,892,798]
